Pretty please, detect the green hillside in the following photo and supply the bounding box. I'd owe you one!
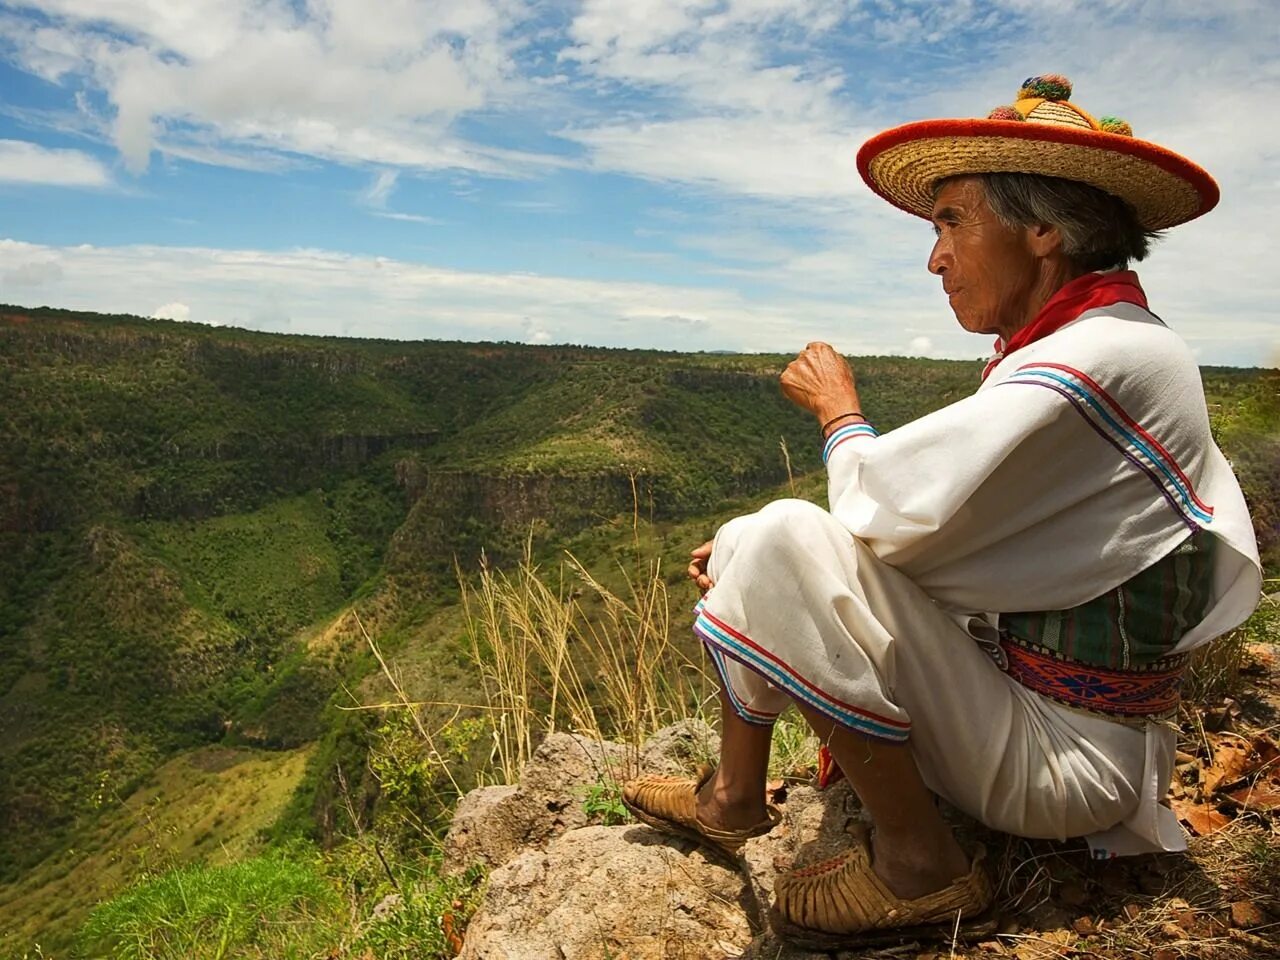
[0,305,1275,955]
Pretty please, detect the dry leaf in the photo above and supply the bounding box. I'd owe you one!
[1071,916,1096,936]
[1203,735,1255,793]
[765,779,787,804]
[1229,901,1265,928]
[715,938,745,957]
[1202,698,1242,732]
[1170,797,1231,836]
[1224,773,1280,812]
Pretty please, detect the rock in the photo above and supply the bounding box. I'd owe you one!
[442,732,630,875]
[371,892,402,919]
[450,729,898,959]
[740,931,827,959]
[638,718,721,775]
[520,730,632,800]
[458,825,752,960]
[442,784,528,876]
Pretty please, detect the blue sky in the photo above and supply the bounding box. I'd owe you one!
[0,0,1276,364]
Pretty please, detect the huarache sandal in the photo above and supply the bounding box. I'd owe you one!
[770,833,995,949]
[622,764,781,861]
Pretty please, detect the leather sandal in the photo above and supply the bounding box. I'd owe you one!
[621,764,781,861]
[770,831,995,949]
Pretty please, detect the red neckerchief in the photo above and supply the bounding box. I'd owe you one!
[980,271,1148,381]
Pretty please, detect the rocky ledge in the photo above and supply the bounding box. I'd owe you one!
[442,721,921,960]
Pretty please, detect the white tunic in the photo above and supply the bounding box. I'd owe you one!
[698,303,1260,856]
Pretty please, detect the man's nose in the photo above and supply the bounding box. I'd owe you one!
[928,236,949,276]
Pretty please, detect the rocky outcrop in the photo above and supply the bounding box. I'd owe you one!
[442,731,632,876]
[446,723,909,960]
[458,826,752,960]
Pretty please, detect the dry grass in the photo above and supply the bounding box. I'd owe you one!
[458,539,715,784]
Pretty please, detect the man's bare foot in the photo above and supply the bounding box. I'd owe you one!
[695,771,770,832]
[869,827,971,901]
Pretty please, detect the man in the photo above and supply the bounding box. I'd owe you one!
[622,75,1261,946]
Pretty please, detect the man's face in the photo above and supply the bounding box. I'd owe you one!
[927,177,1039,338]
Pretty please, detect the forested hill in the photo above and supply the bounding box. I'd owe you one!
[0,305,985,876]
[0,305,1274,951]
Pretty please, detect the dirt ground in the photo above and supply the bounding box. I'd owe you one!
[923,642,1280,960]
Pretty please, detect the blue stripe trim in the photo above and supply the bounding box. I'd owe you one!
[704,643,778,726]
[1003,369,1212,524]
[694,612,909,742]
[822,422,878,464]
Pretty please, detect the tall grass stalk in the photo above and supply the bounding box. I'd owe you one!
[459,541,712,784]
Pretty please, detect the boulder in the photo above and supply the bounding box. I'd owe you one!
[458,825,753,960]
[442,732,630,875]
[450,726,889,959]
[637,718,721,775]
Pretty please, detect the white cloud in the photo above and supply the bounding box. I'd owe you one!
[521,317,553,344]
[358,168,444,223]
[907,335,933,355]
[0,0,542,175]
[567,117,867,203]
[2,258,63,287]
[374,211,444,225]
[0,237,1270,365]
[363,170,399,209]
[0,139,110,187]
[151,301,193,322]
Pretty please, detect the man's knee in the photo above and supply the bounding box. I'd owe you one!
[712,499,849,581]
[736,499,847,562]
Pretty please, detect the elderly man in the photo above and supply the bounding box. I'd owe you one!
[622,76,1261,946]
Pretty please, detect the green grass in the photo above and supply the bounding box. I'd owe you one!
[76,852,338,960]
[0,745,312,956]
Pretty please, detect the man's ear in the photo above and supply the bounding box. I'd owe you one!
[1026,222,1063,258]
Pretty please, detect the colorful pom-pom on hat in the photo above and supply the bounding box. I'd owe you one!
[1018,73,1073,101]
[857,73,1218,230]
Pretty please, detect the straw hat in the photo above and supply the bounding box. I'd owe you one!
[856,74,1218,230]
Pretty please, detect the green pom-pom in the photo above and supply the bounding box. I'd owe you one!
[987,106,1024,121]
[1018,74,1072,101]
[1099,116,1133,137]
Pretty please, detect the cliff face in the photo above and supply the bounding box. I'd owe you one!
[387,466,653,573]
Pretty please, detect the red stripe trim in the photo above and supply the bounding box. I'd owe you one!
[698,608,910,730]
[856,118,1218,222]
[1023,362,1212,515]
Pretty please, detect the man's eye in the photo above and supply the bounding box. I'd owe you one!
[932,225,942,238]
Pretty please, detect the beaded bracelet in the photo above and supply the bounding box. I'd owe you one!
[820,411,867,434]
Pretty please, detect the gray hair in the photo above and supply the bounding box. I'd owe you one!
[968,173,1161,272]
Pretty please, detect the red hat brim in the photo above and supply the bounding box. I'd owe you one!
[857,118,1218,230]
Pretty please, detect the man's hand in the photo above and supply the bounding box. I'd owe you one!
[688,540,715,592]
[780,342,861,424]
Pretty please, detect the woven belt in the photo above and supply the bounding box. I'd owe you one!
[996,636,1186,720]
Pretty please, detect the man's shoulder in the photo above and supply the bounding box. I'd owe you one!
[992,309,1204,413]
[1029,305,1198,380]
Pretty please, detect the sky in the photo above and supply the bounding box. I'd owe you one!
[0,0,1277,365]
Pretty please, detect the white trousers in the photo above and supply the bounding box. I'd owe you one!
[695,499,1183,853]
